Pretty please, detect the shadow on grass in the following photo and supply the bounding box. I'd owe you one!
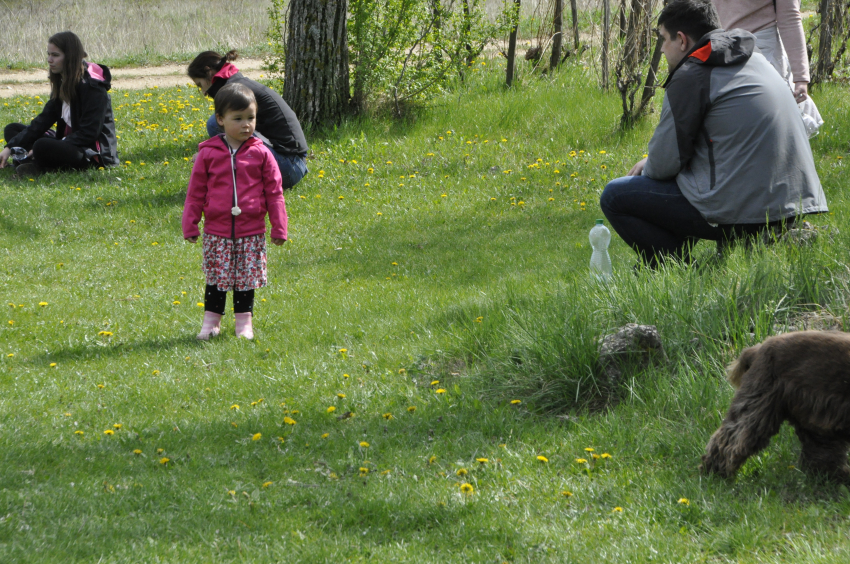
[27,335,202,365]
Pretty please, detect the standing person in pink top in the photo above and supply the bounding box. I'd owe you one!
[713,0,823,136]
[182,83,288,341]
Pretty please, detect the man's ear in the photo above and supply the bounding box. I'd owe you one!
[677,30,692,51]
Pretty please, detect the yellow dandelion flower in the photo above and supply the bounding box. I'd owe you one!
[49,363,57,368]
[231,422,238,427]
[601,453,612,459]
[278,437,286,443]
[407,406,416,413]
[159,457,170,465]
[327,406,336,413]
[6,354,13,358]
[428,455,437,464]
[262,481,273,488]
[460,483,474,494]
[382,413,393,420]
[113,424,122,430]
[476,458,489,464]
[38,302,48,307]
[74,430,84,435]
[678,498,690,506]
[321,433,329,439]
[359,441,370,448]
[337,393,346,399]
[398,368,406,374]
[584,447,595,453]
[230,404,240,410]
[157,448,164,454]
[359,467,369,476]
[613,506,623,513]
[252,433,262,441]
[228,490,236,496]
[456,468,468,476]
[283,416,296,425]
[431,380,440,386]
[537,455,548,463]
[98,331,113,336]
[133,449,142,455]
[575,458,588,464]
[510,399,522,405]
[435,388,446,394]
[562,490,573,497]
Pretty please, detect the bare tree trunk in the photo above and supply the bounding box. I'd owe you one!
[550,0,563,70]
[813,0,835,83]
[618,0,627,40]
[570,0,579,50]
[284,0,349,127]
[506,0,521,86]
[636,32,664,116]
[602,0,611,89]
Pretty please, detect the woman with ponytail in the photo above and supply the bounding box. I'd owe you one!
[188,50,308,189]
[0,31,118,176]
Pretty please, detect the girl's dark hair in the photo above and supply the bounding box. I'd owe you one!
[657,0,720,43]
[187,49,238,79]
[214,83,256,116]
[47,31,87,103]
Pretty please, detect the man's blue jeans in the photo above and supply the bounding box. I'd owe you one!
[600,175,726,268]
[600,175,795,267]
[207,114,307,189]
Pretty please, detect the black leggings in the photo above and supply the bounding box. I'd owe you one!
[4,123,90,171]
[204,285,254,315]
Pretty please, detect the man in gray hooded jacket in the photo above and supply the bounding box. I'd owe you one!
[600,0,827,268]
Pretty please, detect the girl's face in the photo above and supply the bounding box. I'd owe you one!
[192,69,214,95]
[47,43,64,75]
[216,103,257,146]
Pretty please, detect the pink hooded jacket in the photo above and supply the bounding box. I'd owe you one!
[182,135,287,241]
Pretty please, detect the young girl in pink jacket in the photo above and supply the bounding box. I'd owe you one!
[182,83,287,340]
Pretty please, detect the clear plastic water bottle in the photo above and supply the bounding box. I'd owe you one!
[589,219,613,281]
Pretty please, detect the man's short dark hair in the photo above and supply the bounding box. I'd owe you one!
[658,0,721,43]
[214,83,256,117]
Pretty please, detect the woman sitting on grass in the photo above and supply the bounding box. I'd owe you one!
[0,31,118,176]
[187,50,308,189]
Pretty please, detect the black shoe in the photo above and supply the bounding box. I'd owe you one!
[14,162,43,178]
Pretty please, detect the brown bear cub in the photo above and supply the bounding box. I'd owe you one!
[701,331,850,483]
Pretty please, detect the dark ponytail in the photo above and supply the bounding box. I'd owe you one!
[187,49,238,79]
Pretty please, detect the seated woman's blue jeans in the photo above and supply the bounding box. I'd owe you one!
[207,114,307,189]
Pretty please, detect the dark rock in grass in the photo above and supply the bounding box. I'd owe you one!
[598,324,667,386]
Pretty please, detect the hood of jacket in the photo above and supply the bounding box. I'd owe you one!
[664,28,755,87]
[84,61,112,90]
[207,63,240,98]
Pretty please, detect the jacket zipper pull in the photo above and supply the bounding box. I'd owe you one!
[230,150,241,216]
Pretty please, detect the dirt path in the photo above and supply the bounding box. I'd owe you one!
[0,58,268,98]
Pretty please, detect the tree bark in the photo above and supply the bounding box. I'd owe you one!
[813,0,834,83]
[570,0,579,50]
[506,0,521,86]
[550,0,563,70]
[284,0,350,127]
[602,0,611,89]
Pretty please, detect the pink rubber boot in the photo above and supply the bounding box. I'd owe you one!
[235,312,254,339]
[197,311,222,340]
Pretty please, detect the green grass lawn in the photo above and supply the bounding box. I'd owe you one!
[2,61,850,563]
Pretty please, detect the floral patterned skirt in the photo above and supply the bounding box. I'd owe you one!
[202,233,267,292]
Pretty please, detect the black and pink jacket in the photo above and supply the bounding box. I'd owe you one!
[6,62,118,167]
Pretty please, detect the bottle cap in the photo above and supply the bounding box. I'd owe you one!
[595,219,604,225]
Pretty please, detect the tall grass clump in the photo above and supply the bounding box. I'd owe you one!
[459,230,850,413]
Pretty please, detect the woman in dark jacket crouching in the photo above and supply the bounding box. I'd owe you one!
[188,50,308,189]
[0,31,118,176]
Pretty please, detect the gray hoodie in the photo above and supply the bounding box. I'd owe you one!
[643,28,827,224]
